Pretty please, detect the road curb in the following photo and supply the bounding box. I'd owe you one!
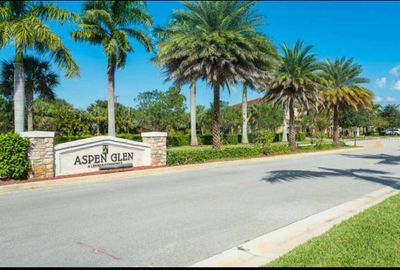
[190,186,399,267]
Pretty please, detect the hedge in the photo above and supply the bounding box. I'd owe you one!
[0,133,31,180]
[167,146,262,165]
[167,144,295,166]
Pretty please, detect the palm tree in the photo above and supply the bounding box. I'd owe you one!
[154,1,277,149]
[263,41,323,150]
[319,57,372,146]
[0,1,79,133]
[72,0,152,137]
[153,16,199,146]
[0,56,60,131]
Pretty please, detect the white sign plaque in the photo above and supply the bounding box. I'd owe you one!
[54,136,151,176]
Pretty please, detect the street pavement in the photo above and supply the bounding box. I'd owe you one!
[0,139,399,266]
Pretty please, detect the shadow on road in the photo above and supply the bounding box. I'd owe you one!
[341,154,400,165]
[261,167,400,189]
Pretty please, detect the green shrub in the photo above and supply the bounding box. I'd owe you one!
[274,133,283,142]
[0,133,31,180]
[296,132,306,141]
[54,135,93,144]
[199,134,213,145]
[117,133,142,142]
[366,131,380,136]
[167,135,190,147]
[254,130,275,154]
[167,146,262,165]
[223,134,239,145]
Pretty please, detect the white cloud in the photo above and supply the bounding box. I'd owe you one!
[390,65,400,77]
[373,96,397,103]
[375,77,387,88]
[393,80,400,90]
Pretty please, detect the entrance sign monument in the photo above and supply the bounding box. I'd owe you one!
[21,131,167,179]
[54,136,151,176]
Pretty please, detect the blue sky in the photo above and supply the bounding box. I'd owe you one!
[1,1,400,109]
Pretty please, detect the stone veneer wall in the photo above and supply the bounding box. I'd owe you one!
[141,132,167,166]
[20,131,55,179]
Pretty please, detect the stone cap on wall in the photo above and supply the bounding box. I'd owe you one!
[20,131,55,138]
[55,136,150,151]
[141,132,168,138]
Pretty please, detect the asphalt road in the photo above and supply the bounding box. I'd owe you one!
[1,139,399,266]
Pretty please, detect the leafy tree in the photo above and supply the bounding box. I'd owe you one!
[220,102,241,134]
[115,104,137,134]
[249,103,284,133]
[155,1,277,149]
[135,87,188,132]
[154,17,200,146]
[72,0,152,137]
[264,41,323,150]
[33,98,90,136]
[381,104,400,129]
[87,100,107,135]
[0,1,79,132]
[0,56,59,131]
[196,105,211,135]
[0,95,12,133]
[320,57,372,145]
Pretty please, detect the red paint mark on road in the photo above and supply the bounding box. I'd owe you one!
[76,241,121,260]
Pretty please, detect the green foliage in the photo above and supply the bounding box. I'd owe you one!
[167,135,190,147]
[0,1,79,77]
[249,103,284,132]
[72,0,152,70]
[34,98,90,136]
[117,133,142,142]
[135,87,188,132]
[0,95,12,133]
[381,104,400,128]
[0,133,30,180]
[223,134,239,145]
[296,132,306,142]
[167,146,262,166]
[254,130,275,154]
[54,134,93,145]
[339,108,371,128]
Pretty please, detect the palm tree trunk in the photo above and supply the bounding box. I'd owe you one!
[26,87,34,131]
[212,81,221,150]
[288,99,297,150]
[333,105,340,146]
[282,104,288,142]
[107,57,116,137]
[241,84,248,144]
[13,51,25,133]
[190,78,198,146]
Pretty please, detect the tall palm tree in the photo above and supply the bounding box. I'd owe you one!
[264,41,323,150]
[153,16,199,146]
[0,56,59,131]
[154,1,277,149]
[72,0,152,137]
[319,57,372,146]
[0,1,79,133]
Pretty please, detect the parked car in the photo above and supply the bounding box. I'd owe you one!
[384,128,400,135]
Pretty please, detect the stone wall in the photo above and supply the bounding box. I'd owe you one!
[20,131,55,179]
[141,132,167,166]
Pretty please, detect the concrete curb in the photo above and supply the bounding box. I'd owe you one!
[0,146,366,195]
[190,186,399,267]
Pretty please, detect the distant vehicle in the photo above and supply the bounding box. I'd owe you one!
[384,128,400,135]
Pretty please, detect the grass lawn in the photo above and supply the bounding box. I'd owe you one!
[266,194,400,267]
